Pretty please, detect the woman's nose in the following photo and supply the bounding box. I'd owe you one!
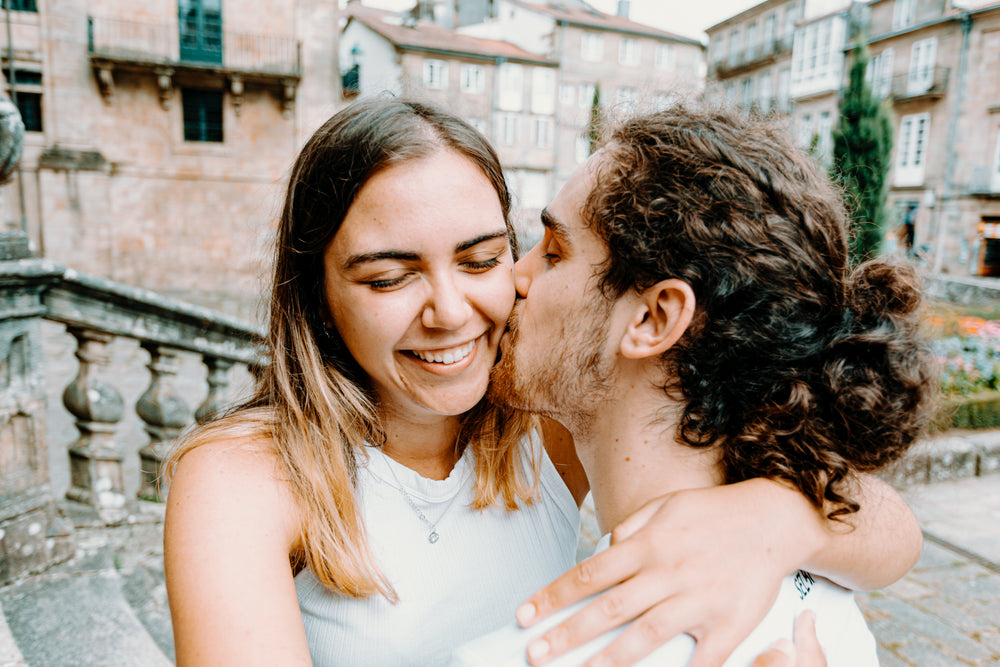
[422,276,473,330]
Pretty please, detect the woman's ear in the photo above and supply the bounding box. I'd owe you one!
[619,279,695,360]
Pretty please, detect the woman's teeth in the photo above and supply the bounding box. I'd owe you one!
[411,339,476,365]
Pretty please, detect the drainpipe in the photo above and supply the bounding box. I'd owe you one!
[931,12,972,273]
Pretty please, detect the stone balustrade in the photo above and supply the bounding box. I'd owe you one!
[0,258,262,585]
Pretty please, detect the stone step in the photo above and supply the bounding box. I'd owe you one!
[0,533,171,667]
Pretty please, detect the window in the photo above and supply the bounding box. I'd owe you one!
[992,129,1000,192]
[893,0,916,30]
[581,33,604,62]
[4,67,43,132]
[654,92,673,111]
[619,38,639,66]
[579,83,596,109]
[728,30,740,65]
[1,0,38,11]
[714,34,727,64]
[777,67,790,111]
[740,77,754,108]
[423,60,448,89]
[817,111,833,161]
[559,84,575,106]
[867,48,894,98]
[520,171,548,209]
[531,117,552,149]
[655,44,675,70]
[784,6,798,39]
[498,63,523,111]
[791,16,845,96]
[497,113,518,145]
[895,113,930,186]
[907,38,936,95]
[763,14,776,51]
[467,118,487,135]
[759,71,773,109]
[460,64,484,93]
[182,89,224,142]
[575,135,590,163]
[530,68,555,114]
[799,114,814,148]
[616,87,637,112]
[746,22,759,59]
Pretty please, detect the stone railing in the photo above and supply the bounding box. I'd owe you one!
[0,257,262,585]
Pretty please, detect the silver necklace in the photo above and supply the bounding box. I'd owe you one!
[383,457,465,544]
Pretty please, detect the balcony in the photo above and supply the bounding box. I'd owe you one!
[711,36,793,79]
[891,66,949,103]
[970,166,1000,199]
[87,16,301,113]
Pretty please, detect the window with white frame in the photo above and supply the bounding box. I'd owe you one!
[867,48,894,98]
[575,135,590,163]
[799,114,814,148]
[655,43,675,70]
[746,22,759,58]
[581,33,604,61]
[763,14,776,51]
[559,84,575,105]
[728,30,740,65]
[817,111,833,161]
[654,92,673,110]
[759,71,773,109]
[617,87,637,112]
[531,68,555,114]
[741,77,754,108]
[423,59,448,89]
[785,6,798,38]
[619,37,639,66]
[907,38,936,95]
[520,171,548,209]
[791,16,844,95]
[895,113,930,186]
[777,67,790,110]
[460,64,484,93]
[531,117,553,149]
[714,34,726,64]
[579,82,596,109]
[497,113,519,145]
[893,0,916,30]
[992,128,1000,192]
[498,63,524,111]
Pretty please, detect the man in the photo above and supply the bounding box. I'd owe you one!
[451,104,934,665]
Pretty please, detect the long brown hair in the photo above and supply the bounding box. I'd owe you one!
[167,98,538,600]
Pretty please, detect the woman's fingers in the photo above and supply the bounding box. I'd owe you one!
[750,612,827,667]
[751,640,796,667]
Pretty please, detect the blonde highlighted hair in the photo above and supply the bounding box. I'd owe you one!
[166,98,539,600]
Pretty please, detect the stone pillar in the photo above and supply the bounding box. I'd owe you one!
[62,327,127,522]
[0,261,74,585]
[195,355,233,425]
[136,343,191,502]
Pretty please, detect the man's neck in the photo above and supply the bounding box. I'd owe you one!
[568,381,724,534]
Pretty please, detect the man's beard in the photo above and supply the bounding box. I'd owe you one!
[489,296,615,424]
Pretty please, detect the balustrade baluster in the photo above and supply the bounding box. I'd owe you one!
[62,327,127,522]
[195,356,233,425]
[136,343,191,502]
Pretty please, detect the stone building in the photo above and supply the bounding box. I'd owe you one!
[340,3,559,243]
[0,0,342,318]
[864,0,1000,275]
[458,0,705,193]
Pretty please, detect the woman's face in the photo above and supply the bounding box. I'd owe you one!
[323,149,515,423]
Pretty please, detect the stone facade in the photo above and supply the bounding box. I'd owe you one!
[1,0,342,319]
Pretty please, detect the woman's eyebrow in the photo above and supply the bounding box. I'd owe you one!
[343,249,420,270]
[456,231,508,253]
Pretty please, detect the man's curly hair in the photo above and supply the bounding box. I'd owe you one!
[586,104,937,519]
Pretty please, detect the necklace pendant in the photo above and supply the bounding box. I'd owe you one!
[428,531,439,544]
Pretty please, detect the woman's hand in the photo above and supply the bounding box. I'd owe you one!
[515,479,823,667]
[752,612,827,667]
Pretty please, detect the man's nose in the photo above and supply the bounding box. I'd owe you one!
[513,247,538,299]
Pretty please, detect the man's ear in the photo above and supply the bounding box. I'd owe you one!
[619,279,695,359]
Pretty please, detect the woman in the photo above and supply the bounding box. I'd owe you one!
[164,98,921,666]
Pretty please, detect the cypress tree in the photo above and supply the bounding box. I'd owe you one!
[587,84,602,154]
[832,44,894,264]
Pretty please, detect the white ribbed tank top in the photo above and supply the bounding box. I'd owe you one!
[295,433,580,666]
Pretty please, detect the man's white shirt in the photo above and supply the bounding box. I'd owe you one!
[449,535,878,667]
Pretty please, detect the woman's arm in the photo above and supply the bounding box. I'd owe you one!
[515,474,919,667]
[164,438,311,666]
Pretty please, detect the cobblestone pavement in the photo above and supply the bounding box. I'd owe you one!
[858,475,1000,666]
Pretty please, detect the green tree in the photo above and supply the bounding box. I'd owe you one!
[587,84,602,154]
[831,44,894,264]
